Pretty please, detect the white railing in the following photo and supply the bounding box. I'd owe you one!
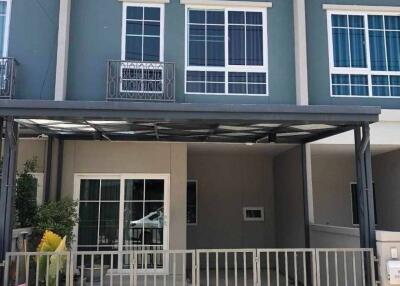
[2,248,376,286]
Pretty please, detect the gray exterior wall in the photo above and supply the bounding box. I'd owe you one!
[187,152,276,249]
[9,0,59,100]
[372,149,400,231]
[7,0,295,104]
[311,151,356,227]
[306,0,400,108]
[273,146,306,248]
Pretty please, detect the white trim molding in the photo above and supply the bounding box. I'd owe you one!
[181,0,272,8]
[2,0,12,57]
[54,0,71,101]
[294,0,309,105]
[118,0,170,3]
[323,4,400,13]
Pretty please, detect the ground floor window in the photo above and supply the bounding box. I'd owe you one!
[350,182,377,225]
[187,180,197,225]
[75,174,169,270]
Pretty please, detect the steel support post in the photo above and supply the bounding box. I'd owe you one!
[0,117,19,282]
[354,123,376,286]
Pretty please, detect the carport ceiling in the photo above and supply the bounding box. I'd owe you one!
[0,100,380,144]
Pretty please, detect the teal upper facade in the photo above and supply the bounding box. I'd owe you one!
[307,0,400,108]
[7,0,296,104]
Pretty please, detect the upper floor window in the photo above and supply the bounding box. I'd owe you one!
[327,12,400,97]
[122,3,164,62]
[0,0,11,57]
[185,8,268,96]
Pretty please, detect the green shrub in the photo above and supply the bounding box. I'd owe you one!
[15,158,38,227]
[33,199,79,247]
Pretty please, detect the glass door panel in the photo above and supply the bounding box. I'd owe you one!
[123,179,166,270]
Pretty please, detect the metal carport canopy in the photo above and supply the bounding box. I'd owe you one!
[0,100,380,144]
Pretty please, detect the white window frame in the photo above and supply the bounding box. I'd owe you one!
[184,5,269,96]
[187,179,198,226]
[121,3,165,94]
[72,173,171,274]
[0,0,12,57]
[30,172,44,206]
[243,206,264,221]
[121,2,165,62]
[327,10,400,98]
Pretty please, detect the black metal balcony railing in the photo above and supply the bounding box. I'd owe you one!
[0,58,16,100]
[107,60,175,102]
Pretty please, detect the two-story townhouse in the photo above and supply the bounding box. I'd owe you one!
[0,0,383,285]
[302,0,400,263]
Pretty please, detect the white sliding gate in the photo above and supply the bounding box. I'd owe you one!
[2,248,376,286]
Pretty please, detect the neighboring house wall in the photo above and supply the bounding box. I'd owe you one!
[311,151,356,227]
[59,141,187,250]
[306,0,400,108]
[65,0,295,104]
[187,152,276,249]
[273,146,305,248]
[8,0,59,100]
[373,149,400,231]
[16,139,47,173]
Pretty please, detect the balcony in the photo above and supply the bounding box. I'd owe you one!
[0,58,16,100]
[107,60,175,102]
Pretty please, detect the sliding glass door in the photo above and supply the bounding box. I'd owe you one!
[75,174,169,271]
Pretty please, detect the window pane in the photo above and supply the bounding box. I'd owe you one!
[127,7,143,20]
[126,36,142,60]
[246,12,262,25]
[368,15,383,30]
[0,3,6,15]
[229,72,246,82]
[229,11,244,24]
[146,180,164,201]
[248,84,266,94]
[207,25,224,66]
[187,82,205,93]
[332,15,347,27]
[207,83,225,93]
[248,72,266,83]
[246,26,263,65]
[229,83,246,94]
[80,180,100,201]
[372,75,388,85]
[373,86,389,96]
[78,202,99,245]
[391,87,400,97]
[369,30,387,71]
[385,16,400,30]
[349,15,364,28]
[143,37,160,61]
[101,180,120,201]
[189,25,205,66]
[391,76,400,85]
[187,71,205,81]
[144,21,160,36]
[386,31,400,71]
[127,21,142,35]
[189,10,205,23]
[332,74,349,84]
[333,28,350,67]
[187,181,197,224]
[229,25,245,65]
[349,29,366,67]
[207,11,224,24]
[125,180,144,201]
[144,7,160,21]
[207,71,224,82]
[99,202,119,246]
[332,85,350,95]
